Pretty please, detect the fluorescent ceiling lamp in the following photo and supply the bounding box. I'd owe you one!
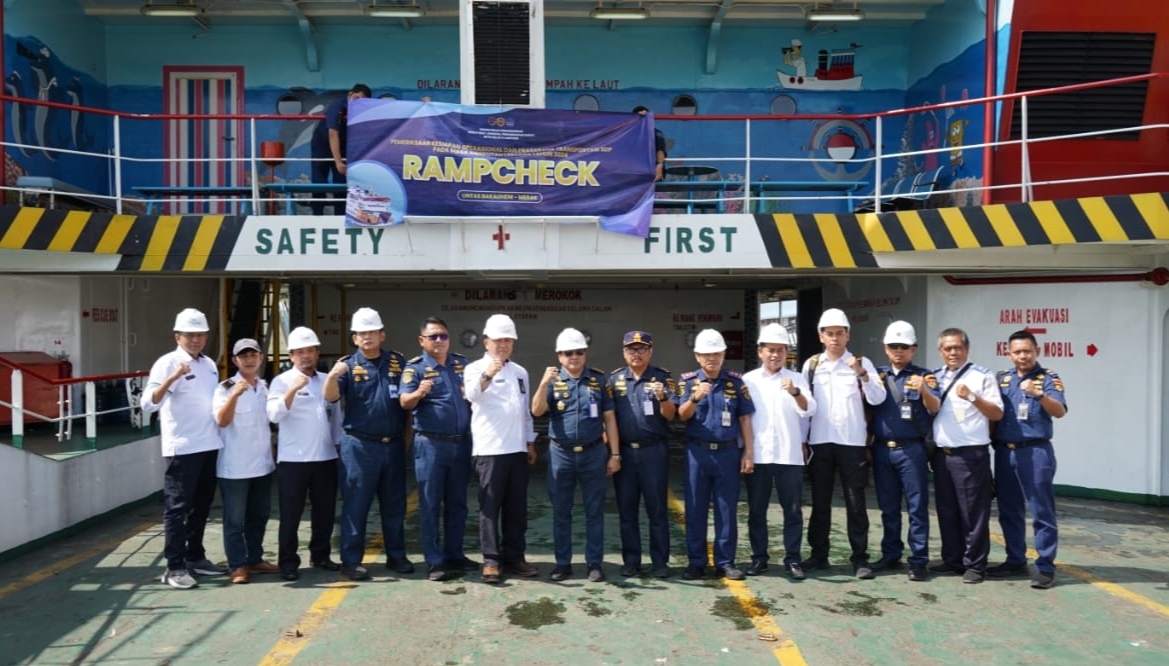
[806,9,865,21]
[365,4,425,17]
[141,2,203,16]
[590,7,649,19]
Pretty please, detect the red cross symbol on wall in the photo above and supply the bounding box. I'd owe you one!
[492,224,510,250]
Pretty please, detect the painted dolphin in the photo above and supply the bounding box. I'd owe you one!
[65,76,91,149]
[28,45,58,161]
[5,70,30,157]
[275,86,347,156]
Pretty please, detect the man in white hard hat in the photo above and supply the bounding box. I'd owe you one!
[801,308,886,580]
[142,308,226,590]
[868,321,940,582]
[323,307,413,581]
[741,324,815,580]
[532,328,620,583]
[464,314,539,584]
[674,328,755,581]
[267,326,340,581]
[213,338,279,584]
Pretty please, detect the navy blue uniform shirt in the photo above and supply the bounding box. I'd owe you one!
[333,348,407,438]
[400,351,472,436]
[609,365,675,442]
[994,365,1067,442]
[310,97,349,157]
[870,363,937,442]
[544,367,614,445]
[673,369,755,442]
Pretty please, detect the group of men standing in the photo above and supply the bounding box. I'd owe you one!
[145,305,1065,591]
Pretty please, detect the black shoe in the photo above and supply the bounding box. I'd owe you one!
[745,560,769,576]
[386,557,415,574]
[682,566,705,580]
[651,565,671,579]
[341,563,370,581]
[445,556,480,572]
[1030,570,1055,589]
[962,569,985,584]
[587,566,606,583]
[311,559,341,572]
[799,557,830,571]
[987,561,1029,578]
[908,565,928,582]
[854,562,875,580]
[784,562,807,580]
[280,568,300,581]
[718,565,745,581]
[549,565,572,582]
[929,562,965,575]
[427,565,450,582]
[871,557,903,571]
[620,563,640,577]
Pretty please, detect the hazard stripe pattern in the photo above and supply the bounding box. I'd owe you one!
[0,205,245,272]
[753,192,1169,269]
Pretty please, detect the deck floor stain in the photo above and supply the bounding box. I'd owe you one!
[505,597,566,630]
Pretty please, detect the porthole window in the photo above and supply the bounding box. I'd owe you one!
[770,95,797,116]
[573,94,600,112]
[671,94,697,116]
[276,93,302,115]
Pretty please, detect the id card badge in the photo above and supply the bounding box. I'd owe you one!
[388,384,399,399]
[1016,400,1030,421]
[899,401,913,421]
[642,397,655,416]
[721,408,732,428]
[589,399,599,419]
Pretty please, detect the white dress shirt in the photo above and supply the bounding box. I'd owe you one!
[742,366,816,465]
[213,373,275,479]
[933,362,1004,448]
[141,347,223,457]
[803,351,887,447]
[464,355,535,456]
[266,369,338,463]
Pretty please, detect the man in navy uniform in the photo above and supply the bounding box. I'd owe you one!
[309,83,371,214]
[674,329,755,581]
[400,316,476,582]
[869,321,940,582]
[323,307,413,581]
[532,328,620,583]
[990,329,1067,589]
[609,330,676,579]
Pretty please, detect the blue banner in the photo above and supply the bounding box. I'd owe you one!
[344,100,656,237]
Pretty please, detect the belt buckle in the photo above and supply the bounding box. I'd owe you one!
[629,442,642,449]
[381,437,391,443]
[707,442,720,451]
[943,448,955,455]
[572,445,584,453]
[886,441,897,448]
[1007,443,1018,449]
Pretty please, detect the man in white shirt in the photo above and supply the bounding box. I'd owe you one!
[929,327,1004,584]
[212,338,279,584]
[463,314,538,584]
[801,308,886,579]
[742,324,816,581]
[141,308,226,590]
[267,327,340,581]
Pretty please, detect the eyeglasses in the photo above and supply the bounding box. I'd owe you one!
[422,333,450,342]
[560,349,587,357]
[887,343,911,351]
[625,346,650,354]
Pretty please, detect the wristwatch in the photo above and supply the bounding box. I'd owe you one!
[790,387,801,397]
[611,453,622,461]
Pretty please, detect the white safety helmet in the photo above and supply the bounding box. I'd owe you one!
[174,308,210,333]
[350,307,384,333]
[757,323,793,346]
[694,329,727,353]
[884,320,917,346]
[483,314,518,340]
[555,328,589,352]
[817,308,850,330]
[287,326,321,350]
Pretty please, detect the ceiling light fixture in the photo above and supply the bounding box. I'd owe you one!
[141,1,203,16]
[806,8,865,21]
[365,2,425,18]
[590,7,649,20]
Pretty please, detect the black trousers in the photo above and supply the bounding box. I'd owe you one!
[476,452,530,567]
[806,443,870,563]
[162,450,220,570]
[933,445,992,573]
[277,460,338,570]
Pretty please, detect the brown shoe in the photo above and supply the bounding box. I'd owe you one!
[505,560,539,577]
[230,567,249,584]
[482,564,501,584]
[248,561,280,574]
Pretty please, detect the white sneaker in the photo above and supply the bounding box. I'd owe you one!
[162,569,198,590]
[185,559,228,576]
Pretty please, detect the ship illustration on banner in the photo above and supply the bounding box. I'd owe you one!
[776,40,863,91]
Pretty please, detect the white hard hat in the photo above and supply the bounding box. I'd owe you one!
[174,308,210,333]
[350,307,384,333]
[884,320,917,346]
[483,314,518,340]
[817,308,850,330]
[757,323,793,346]
[694,329,727,353]
[555,328,589,352]
[287,326,321,350]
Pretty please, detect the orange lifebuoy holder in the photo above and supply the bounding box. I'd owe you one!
[260,141,286,168]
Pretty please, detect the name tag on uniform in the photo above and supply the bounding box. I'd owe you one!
[900,401,913,421]
[642,397,655,416]
[1016,400,1029,421]
[589,400,598,418]
[721,409,732,428]
[389,385,399,399]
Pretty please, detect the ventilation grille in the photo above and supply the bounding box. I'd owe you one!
[472,2,531,106]
[1010,31,1155,140]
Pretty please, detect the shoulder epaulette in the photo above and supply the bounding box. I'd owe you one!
[725,370,742,379]
[589,367,605,375]
[609,367,625,376]
[680,370,698,380]
[219,379,235,388]
[657,366,671,374]
[997,369,1012,381]
[407,355,423,364]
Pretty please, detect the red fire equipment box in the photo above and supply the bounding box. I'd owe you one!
[0,352,71,426]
